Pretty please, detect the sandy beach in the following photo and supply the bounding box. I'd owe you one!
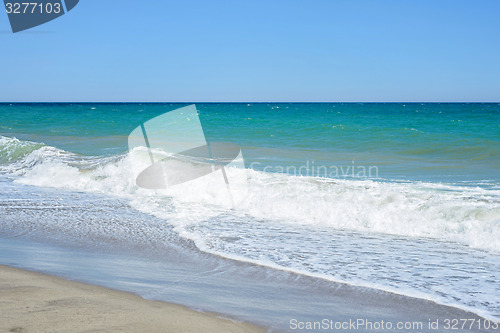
[0,265,264,333]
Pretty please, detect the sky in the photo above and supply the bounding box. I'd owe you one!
[1,0,499,102]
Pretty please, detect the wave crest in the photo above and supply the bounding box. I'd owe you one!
[1,136,499,252]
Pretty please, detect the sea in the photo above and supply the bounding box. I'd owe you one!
[0,103,499,331]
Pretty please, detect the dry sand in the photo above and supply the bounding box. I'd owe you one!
[0,265,264,333]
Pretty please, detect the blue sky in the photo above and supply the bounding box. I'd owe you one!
[1,0,499,102]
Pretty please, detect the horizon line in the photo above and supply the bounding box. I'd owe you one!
[1,101,500,104]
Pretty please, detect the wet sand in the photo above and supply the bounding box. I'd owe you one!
[0,265,264,333]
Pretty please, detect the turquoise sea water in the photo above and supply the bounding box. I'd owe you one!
[1,103,500,327]
[1,103,499,182]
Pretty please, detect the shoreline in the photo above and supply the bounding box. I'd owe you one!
[1,238,499,332]
[0,176,498,331]
[0,264,264,333]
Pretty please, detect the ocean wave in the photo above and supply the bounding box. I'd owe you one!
[1,136,499,253]
[0,136,45,165]
[0,136,127,176]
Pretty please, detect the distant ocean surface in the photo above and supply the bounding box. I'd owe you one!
[1,103,499,323]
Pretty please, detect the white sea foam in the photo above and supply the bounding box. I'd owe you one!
[2,136,500,320]
[2,135,499,252]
